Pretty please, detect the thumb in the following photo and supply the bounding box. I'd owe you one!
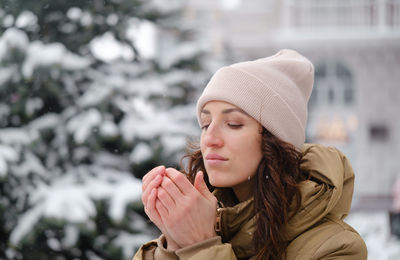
[194,171,212,199]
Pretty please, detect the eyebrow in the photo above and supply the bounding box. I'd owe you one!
[201,108,249,116]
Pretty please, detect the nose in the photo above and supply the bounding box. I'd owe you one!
[202,123,224,148]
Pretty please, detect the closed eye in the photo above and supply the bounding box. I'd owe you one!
[228,124,243,129]
[201,124,210,130]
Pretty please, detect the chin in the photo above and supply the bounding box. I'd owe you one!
[208,177,233,188]
[206,168,238,188]
[208,176,222,187]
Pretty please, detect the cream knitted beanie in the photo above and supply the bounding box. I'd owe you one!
[196,49,314,149]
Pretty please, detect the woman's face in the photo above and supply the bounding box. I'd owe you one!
[200,101,263,191]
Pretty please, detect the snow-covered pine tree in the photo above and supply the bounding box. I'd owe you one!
[0,0,220,259]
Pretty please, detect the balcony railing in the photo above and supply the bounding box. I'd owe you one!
[284,0,400,31]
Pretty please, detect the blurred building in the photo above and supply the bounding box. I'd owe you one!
[185,0,400,209]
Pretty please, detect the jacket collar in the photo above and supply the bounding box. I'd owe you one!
[213,188,256,259]
[283,144,355,241]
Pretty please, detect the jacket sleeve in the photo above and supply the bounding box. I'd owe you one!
[133,236,238,260]
[132,239,157,260]
[132,235,178,260]
[312,230,368,260]
[175,236,237,260]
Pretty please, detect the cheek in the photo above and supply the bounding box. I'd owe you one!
[231,135,262,168]
[200,136,206,154]
[200,136,207,165]
[234,131,261,153]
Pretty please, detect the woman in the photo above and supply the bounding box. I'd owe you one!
[133,49,368,259]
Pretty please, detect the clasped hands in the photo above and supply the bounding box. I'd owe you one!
[142,166,218,250]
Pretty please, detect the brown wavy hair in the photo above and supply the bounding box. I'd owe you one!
[181,127,305,260]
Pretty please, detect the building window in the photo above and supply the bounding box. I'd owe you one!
[307,60,357,146]
[309,60,354,108]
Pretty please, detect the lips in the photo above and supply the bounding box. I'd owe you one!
[205,154,228,161]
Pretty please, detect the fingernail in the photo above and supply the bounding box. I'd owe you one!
[165,167,177,175]
[156,165,165,173]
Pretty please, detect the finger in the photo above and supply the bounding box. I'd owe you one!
[161,176,183,199]
[195,172,217,203]
[156,198,169,219]
[145,188,163,225]
[142,165,165,189]
[146,189,173,239]
[164,168,195,195]
[142,174,163,206]
[157,186,176,210]
[194,171,210,196]
[142,165,165,188]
